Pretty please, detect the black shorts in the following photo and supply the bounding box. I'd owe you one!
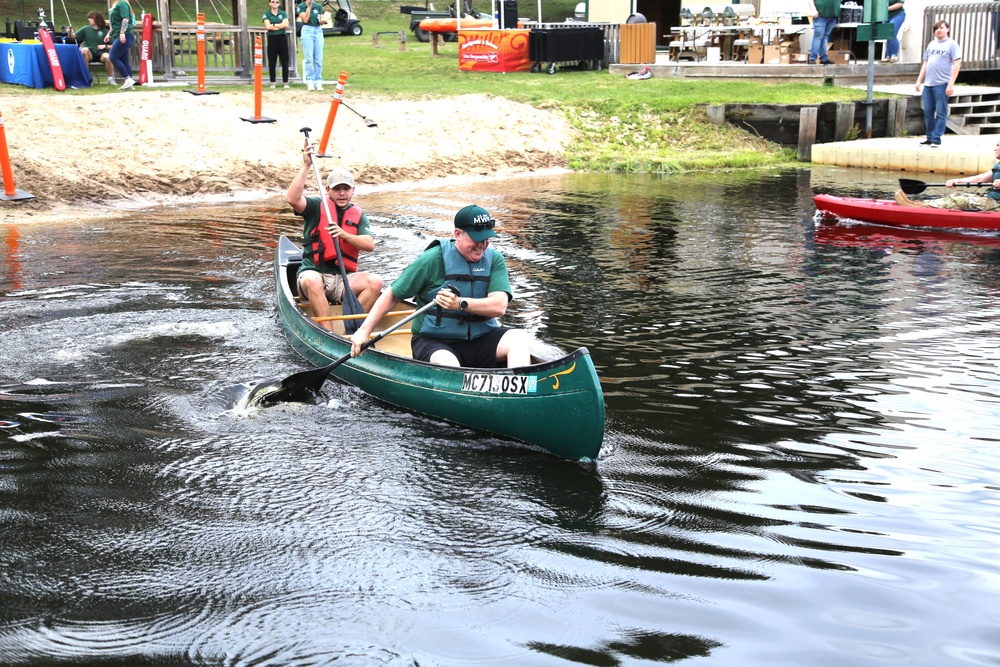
[84,49,105,63]
[411,327,509,368]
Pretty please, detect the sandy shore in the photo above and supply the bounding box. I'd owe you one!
[1,88,574,223]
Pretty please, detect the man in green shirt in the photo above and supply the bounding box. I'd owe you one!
[350,205,532,369]
[68,11,115,85]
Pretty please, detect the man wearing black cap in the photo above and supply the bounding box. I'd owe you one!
[349,204,532,368]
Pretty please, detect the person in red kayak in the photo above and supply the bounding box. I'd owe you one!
[896,140,1000,211]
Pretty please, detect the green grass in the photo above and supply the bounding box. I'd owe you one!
[2,0,873,173]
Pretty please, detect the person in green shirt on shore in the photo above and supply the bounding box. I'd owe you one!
[68,11,115,85]
[806,0,838,65]
[105,0,136,90]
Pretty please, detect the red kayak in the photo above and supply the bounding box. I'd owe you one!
[814,194,1000,231]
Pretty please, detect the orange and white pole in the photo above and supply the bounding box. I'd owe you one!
[196,13,207,93]
[185,13,218,95]
[241,35,276,123]
[0,111,35,201]
[317,70,349,156]
[198,14,205,93]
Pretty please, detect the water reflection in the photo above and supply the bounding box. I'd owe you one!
[2,170,999,664]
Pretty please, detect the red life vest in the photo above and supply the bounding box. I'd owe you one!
[306,203,362,273]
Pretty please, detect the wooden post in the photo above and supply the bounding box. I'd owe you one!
[798,107,818,162]
[399,31,406,51]
[706,105,726,125]
[431,32,439,56]
[834,102,855,142]
[887,97,907,138]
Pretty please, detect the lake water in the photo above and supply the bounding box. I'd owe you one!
[2,169,999,665]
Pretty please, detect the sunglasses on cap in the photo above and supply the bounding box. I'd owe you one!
[462,217,496,231]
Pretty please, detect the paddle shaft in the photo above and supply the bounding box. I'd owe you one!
[296,298,440,386]
[899,178,992,195]
[299,127,365,328]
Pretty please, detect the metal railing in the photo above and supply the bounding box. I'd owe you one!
[127,24,299,80]
[923,3,1000,70]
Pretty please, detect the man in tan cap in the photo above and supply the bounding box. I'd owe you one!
[286,152,383,331]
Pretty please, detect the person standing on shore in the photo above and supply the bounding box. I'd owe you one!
[915,20,962,148]
[297,0,328,91]
[882,0,905,63]
[806,0,838,65]
[105,0,136,90]
[69,11,115,85]
[263,0,290,88]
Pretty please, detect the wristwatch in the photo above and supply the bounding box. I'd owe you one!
[460,300,469,310]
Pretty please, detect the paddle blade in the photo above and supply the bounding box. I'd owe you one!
[340,289,365,335]
[899,178,929,195]
[247,353,352,405]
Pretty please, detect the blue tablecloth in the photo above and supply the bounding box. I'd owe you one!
[0,42,93,89]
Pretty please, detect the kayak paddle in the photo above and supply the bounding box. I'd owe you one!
[246,296,445,406]
[898,178,991,195]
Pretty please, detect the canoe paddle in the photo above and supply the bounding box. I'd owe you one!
[898,178,991,195]
[300,126,366,334]
[246,295,448,406]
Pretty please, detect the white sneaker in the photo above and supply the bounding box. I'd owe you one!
[120,77,134,90]
[107,76,115,85]
[306,82,315,91]
[283,84,290,89]
[269,83,276,89]
[315,81,323,91]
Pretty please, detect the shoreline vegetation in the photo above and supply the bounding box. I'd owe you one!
[0,0,884,222]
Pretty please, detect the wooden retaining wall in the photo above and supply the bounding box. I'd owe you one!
[708,99,924,148]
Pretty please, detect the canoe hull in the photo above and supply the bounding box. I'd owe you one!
[273,236,605,460]
[814,194,1000,231]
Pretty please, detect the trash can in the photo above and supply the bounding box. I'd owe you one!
[529,27,604,73]
[501,0,517,29]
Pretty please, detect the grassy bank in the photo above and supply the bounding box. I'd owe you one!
[1,0,876,173]
[325,2,872,173]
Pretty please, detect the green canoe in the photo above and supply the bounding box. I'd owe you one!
[272,236,606,459]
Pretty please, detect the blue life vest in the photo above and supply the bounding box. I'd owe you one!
[418,240,499,340]
[990,161,1000,202]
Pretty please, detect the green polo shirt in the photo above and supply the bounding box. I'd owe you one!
[296,2,323,26]
[263,9,289,29]
[108,0,135,38]
[75,24,108,52]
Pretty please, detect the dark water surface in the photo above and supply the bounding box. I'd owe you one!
[2,170,999,665]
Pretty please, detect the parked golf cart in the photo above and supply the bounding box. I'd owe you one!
[295,0,362,37]
[400,0,487,43]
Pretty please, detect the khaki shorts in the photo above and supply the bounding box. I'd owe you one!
[298,270,346,303]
